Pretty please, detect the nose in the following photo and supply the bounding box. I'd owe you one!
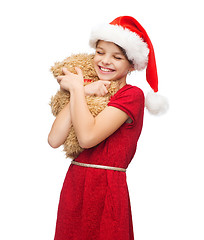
[101,54,111,65]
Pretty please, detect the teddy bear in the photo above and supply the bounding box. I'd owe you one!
[50,53,120,159]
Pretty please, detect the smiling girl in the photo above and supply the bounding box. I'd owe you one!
[94,40,134,85]
[48,16,166,240]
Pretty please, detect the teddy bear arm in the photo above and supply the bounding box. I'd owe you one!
[50,90,70,116]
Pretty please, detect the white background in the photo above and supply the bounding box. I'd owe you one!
[0,0,203,239]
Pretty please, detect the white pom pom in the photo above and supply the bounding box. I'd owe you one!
[145,91,169,115]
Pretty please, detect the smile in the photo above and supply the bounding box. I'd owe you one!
[99,66,115,73]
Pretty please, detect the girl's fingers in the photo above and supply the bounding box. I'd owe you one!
[57,76,63,80]
[57,76,63,83]
[101,80,111,88]
[62,67,70,75]
[100,85,108,96]
[75,67,83,77]
[103,85,108,94]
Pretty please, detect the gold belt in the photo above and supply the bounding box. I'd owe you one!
[71,160,126,172]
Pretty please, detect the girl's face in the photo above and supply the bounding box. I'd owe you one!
[93,40,134,83]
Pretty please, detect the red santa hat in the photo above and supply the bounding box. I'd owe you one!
[89,16,168,115]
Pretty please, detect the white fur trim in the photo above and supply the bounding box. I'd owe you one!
[89,24,149,70]
[145,91,169,115]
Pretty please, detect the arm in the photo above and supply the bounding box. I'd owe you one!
[48,103,72,148]
[57,67,129,149]
[48,78,111,148]
[70,86,129,148]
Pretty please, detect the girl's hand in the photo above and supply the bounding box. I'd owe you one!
[84,80,111,97]
[57,67,84,91]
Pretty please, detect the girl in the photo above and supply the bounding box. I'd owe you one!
[48,16,165,240]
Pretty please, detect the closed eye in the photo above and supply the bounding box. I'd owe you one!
[114,56,122,60]
[114,56,123,60]
[96,51,104,55]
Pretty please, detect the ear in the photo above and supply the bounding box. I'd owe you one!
[129,64,135,73]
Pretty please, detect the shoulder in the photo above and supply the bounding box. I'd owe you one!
[111,84,144,102]
[125,85,144,98]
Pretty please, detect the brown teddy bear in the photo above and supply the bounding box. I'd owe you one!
[50,53,120,159]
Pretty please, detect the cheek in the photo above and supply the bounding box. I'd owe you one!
[93,55,98,65]
[93,54,102,64]
[93,56,99,71]
[93,54,100,63]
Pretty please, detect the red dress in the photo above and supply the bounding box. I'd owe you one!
[54,84,144,240]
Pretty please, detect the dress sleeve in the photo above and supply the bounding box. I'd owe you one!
[107,86,145,127]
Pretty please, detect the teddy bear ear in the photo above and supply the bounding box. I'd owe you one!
[50,61,63,78]
[145,91,169,115]
[50,53,99,80]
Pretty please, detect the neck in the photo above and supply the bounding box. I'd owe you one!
[118,79,127,89]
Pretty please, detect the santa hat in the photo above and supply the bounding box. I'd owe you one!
[89,16,168,115]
